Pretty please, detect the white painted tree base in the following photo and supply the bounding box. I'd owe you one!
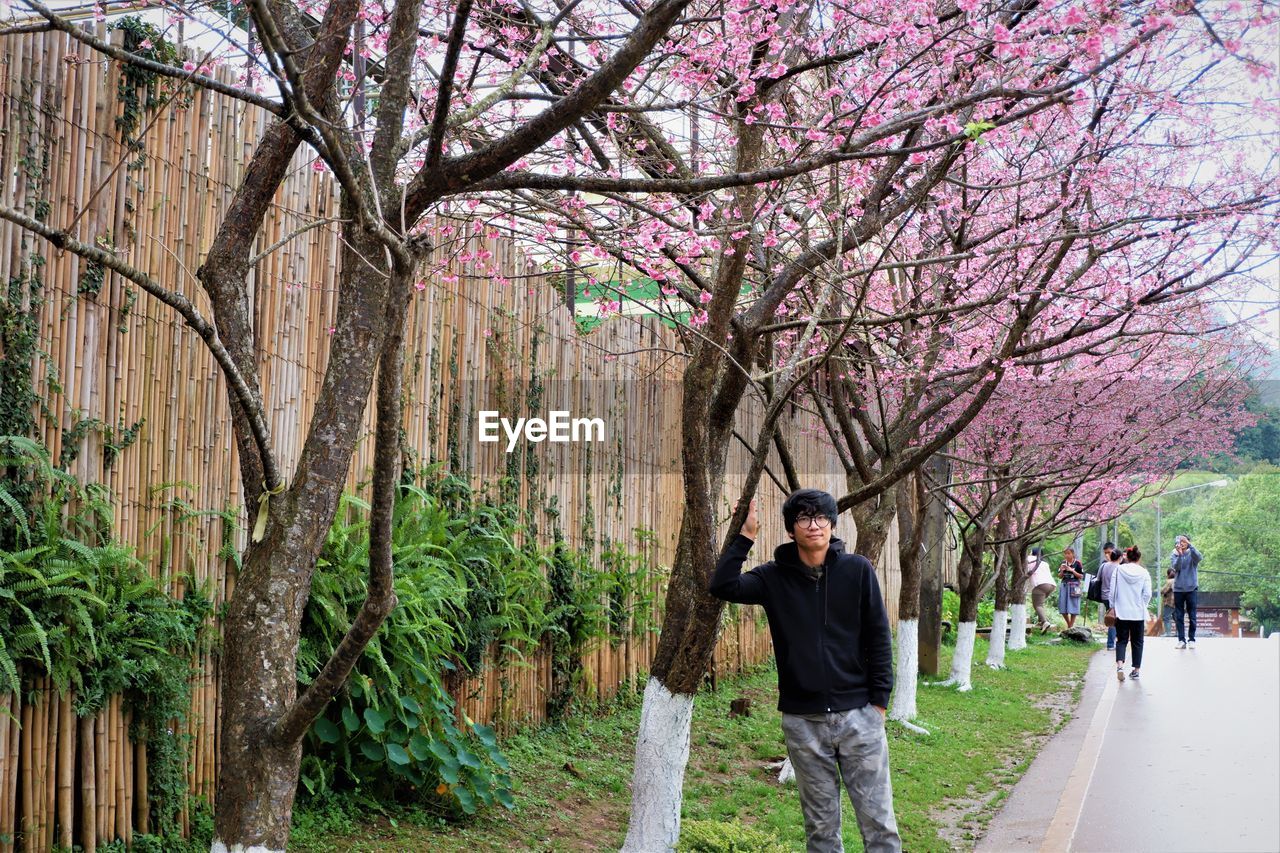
[986,609,1007,669]
[211,841,283,853]
[889,620,928,733]
[621,678,695,852]
[778,757,795,784]
[896,719,931,734]
[928,621,976,691]
[1008,603,1028,651]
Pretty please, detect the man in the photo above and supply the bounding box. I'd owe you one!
[710,489,900,853]
[1024,548,1056,633]
[1171,534,1203,648]
[1098,542,1119,650]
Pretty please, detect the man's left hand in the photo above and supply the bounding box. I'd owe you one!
[872,705,886,717]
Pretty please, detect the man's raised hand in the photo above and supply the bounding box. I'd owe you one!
[741,498,759,541]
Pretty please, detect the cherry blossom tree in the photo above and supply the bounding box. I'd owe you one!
[3,0,1276,849]
[939,346,1253,683]
[2,0,757,847]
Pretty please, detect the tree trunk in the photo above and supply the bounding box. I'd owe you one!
[211,540,311,851]
[621,680,696,851]
[985,520,1011,669]
[621,464,730,850]
[985,609,1007,669]
[946,621,978,692]
[1008,541,1030,651]
[916,457,949,677]
[889,620,928,730]
[890,474,925,726]
[621,349,736,851]
[934,525,984,691]
[848,485,896,565]
[213,224,396,850]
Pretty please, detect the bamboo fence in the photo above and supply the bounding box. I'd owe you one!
[0,26,940,849]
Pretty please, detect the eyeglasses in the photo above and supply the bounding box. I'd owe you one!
[795,515,831,529]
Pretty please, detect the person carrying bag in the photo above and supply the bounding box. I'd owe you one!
[1112,546,1153,681]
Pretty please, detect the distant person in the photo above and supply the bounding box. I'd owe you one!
[1171,534,1202,649]
[1161,569,1176,636]
[710,491,901,852]
[1025,548,1056,633]
[1097,543,1119,650]
[1113,546,1153,680]
[1057,548,1084,629]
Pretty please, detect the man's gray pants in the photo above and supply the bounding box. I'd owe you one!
[781,705,902,853]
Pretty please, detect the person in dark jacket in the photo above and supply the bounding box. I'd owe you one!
[709,489,900,853]
[1171,534,1202,648]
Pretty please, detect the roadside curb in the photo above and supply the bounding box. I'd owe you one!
[976,648,1113,852]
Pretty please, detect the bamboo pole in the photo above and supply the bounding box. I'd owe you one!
[106,695,118,843]
[119,708,130,845]
[18,693,32,853]
[37,680,50,852]
[2,691,18,853]
[0,692,9,853]
[134,739,147,836]
[79,714,96,853]
[43,688,56,852]
[94,708,105,843]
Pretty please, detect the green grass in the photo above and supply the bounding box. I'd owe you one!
[291,635,1091,852]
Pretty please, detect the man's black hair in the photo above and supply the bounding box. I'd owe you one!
[782,489,838,533]
[1103,541,1115,551]
[1030,547,1042,557]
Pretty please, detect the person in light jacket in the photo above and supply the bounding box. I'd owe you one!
[1024,548,1056,633]
[1112,546,1153,681]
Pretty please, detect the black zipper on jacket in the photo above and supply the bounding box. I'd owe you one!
[817,572,831,712]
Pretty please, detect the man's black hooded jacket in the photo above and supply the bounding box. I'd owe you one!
[709,534,894,713]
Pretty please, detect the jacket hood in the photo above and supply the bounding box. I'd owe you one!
[773,536,847,569]
[1116,564,1147,586]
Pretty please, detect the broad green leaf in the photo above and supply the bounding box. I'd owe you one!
[363,707,388,734]
[341,706,360,733]
[312,716,341,744]
[358,740,385,762]
[409,734,432,761]
[385,742,411,765]
[427,737,454,763]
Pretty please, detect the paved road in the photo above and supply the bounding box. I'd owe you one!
[979,635,1280,853]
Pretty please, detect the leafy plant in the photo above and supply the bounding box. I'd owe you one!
[0,435,211,840]
[676,820,789,852]
[297,467,662,816]
[298,474,537,815]
[600,528,661,643]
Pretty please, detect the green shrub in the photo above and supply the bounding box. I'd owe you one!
[0,435,210,840]
[298,473,540,815]
[940,588,995,636]
[677,819,790,852]
[298,467,662,816]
